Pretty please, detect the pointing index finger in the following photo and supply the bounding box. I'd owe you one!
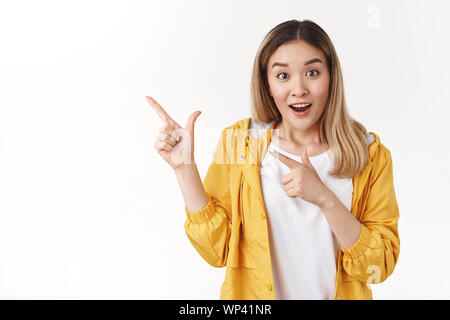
[145,96,180,127]
[269,149,302,170]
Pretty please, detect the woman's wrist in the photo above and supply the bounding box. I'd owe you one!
[173,162,197,176]
[317,186,338,211]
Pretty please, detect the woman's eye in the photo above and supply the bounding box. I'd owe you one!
[306,70,320,77]
[277,72,289,80]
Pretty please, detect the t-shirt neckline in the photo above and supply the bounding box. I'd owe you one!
[268,141,329,161]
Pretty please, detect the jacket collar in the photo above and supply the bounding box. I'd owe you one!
[238,117,379,162]
[233,117,276,168]
[234,117,380,220]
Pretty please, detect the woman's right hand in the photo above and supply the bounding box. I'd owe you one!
[146,96,202,171]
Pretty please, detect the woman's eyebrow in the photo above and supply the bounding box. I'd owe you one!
[271,58,322,69]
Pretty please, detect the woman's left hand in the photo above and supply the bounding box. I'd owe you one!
[269,148,333,208]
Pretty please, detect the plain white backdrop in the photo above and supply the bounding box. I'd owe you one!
[0,0,449,299]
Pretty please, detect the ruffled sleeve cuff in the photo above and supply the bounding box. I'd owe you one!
[340,224,371,259]
[185,194,216,224]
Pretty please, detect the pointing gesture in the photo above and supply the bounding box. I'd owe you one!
[269,147,332,207]
[147,96,182,129]
[146,96,202,170]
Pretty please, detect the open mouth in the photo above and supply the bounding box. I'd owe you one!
[289,104,312,112]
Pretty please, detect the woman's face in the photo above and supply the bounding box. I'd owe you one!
[267,39,330,133]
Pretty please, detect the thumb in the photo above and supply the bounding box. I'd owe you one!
[300,147,313,168]
[186,110,202,134]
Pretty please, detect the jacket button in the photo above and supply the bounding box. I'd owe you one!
[260,214,266,219]
[267,284,273,291]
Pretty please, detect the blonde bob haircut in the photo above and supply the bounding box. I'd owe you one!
[251,19,368,178]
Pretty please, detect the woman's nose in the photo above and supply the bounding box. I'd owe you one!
[291,76,308,96]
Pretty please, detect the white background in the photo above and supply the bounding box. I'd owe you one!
[0,0,449,299]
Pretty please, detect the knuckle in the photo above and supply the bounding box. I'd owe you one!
[159,133,173,144]
[158,133,177,146]
[168,135,177,144]
[159,123,171,133]
[163,143,172,151]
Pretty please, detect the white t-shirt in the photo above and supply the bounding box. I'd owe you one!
[260,141,353,300]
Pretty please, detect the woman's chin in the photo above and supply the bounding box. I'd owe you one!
[285,118,319,132]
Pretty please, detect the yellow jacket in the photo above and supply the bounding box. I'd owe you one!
[184,117,400,300]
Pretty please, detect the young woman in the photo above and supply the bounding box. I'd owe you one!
[147,19,400,300]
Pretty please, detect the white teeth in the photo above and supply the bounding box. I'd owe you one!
[291,103,311,108]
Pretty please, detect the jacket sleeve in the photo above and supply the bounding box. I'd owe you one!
[341,146,400,284]
[184,128,233,268]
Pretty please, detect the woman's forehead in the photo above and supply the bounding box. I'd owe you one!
[269,40,325,65]
[269,40,325,68]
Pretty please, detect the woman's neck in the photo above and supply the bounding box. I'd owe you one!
[274,120,321,146]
